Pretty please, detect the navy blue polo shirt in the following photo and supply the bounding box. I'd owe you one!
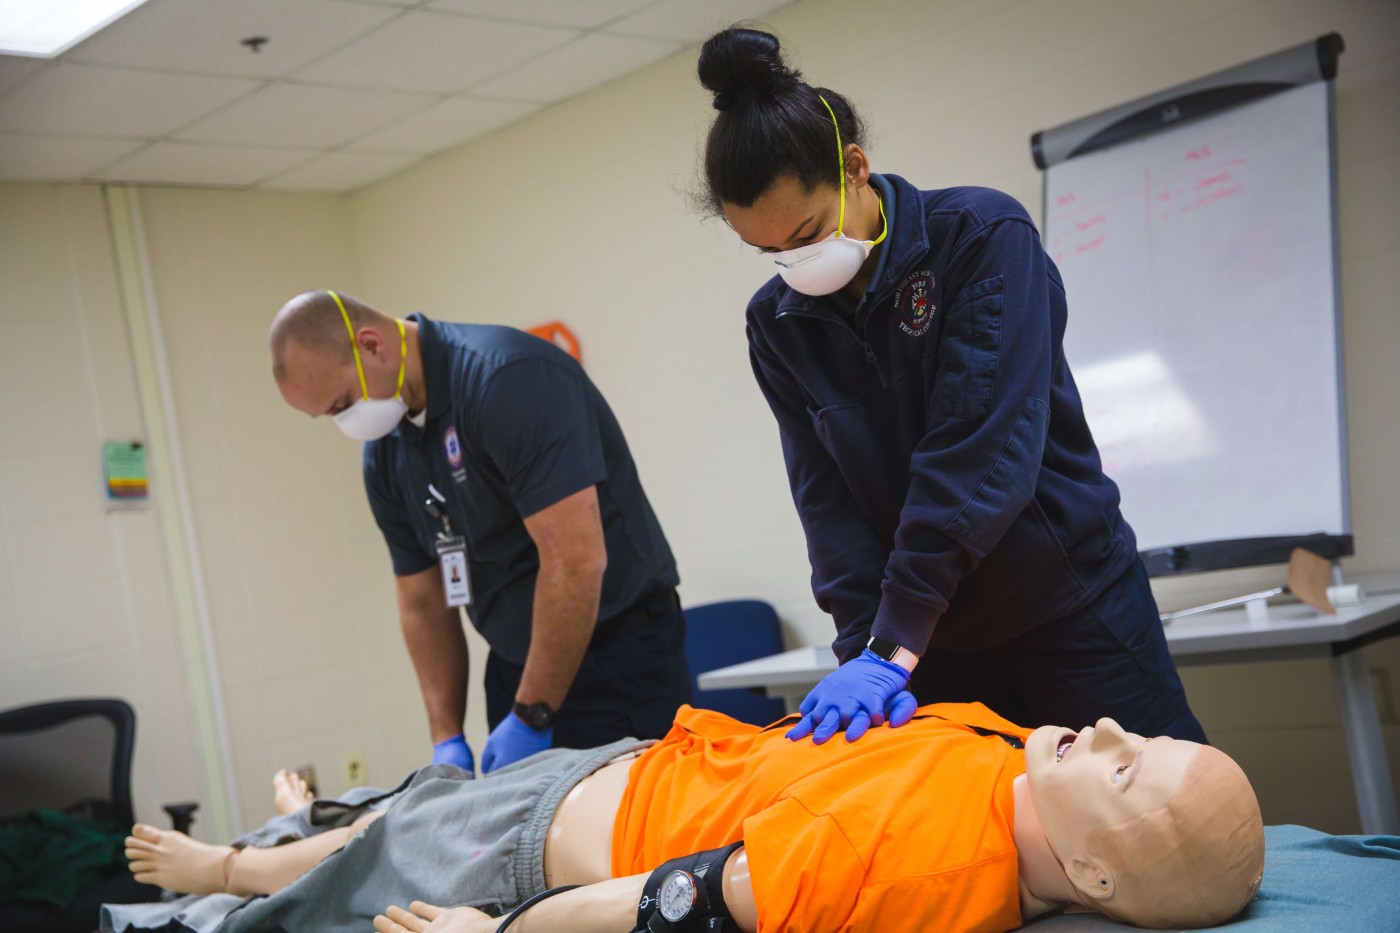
[362,314,679,664]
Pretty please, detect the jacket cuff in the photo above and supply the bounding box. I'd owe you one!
[872,585,945,657]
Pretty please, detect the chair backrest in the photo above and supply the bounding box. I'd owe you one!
[0,698,136,825]
[682,600,788,726]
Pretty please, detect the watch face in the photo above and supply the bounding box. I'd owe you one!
[658,870,697,922]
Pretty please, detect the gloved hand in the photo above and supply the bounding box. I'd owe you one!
[481,712,554,774]
[431,733,475,774]
[786,649,919,745]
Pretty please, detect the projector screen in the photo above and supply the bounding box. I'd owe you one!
[1043,80,1348,557]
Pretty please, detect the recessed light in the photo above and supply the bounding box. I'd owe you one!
[0,0,153,58]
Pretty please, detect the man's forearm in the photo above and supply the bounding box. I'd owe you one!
[516,560,603,709]
[399,597,470,743]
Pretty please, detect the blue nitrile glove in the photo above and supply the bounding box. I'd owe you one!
[786,649,919,745]
[431,733,475,774]
[481,712,554,774]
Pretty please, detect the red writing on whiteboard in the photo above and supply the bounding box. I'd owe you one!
[1185,146,1212,162]
[1195,170,1234,191]
[1056,193,1077,207]
[1074,213,1106,232]
[1178,181,1243,214]
[1074,235,1107,255]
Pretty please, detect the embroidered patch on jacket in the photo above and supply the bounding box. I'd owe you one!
[895,269,936,336]
[444,426,463,469]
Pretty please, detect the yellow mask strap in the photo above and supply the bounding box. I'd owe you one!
[817,94,887,248]
[329,290,404,402]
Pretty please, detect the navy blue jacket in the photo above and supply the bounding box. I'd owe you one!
[746,174,1136,662]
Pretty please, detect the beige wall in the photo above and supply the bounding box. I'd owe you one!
[0,183,203,828]
[347,0,1400,832]
[130,188,437,829]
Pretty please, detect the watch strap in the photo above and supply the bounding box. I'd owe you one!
[866,636,919,673]
[512,701,556,730]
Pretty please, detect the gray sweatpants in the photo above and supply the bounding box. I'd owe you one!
[102,738,651,933]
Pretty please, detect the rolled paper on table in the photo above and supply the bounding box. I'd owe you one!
[1325,583,1365,607]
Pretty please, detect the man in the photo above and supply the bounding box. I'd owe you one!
[115,705,1265,933]
[269,291,689,773]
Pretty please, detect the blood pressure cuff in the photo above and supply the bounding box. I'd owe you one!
[634,840,746,932]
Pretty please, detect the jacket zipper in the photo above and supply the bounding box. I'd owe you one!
[775,305,889,390]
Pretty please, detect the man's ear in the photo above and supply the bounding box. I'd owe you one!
[1067,857,1117,901]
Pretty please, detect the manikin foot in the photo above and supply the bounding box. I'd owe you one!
[273,768,315,815]
[125,823,235,894]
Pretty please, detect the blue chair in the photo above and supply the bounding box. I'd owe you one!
[683,600,789,726]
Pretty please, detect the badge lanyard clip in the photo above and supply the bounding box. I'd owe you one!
[424,484,471,607]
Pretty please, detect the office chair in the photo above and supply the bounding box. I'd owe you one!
[0,698,180,932]
[682,600,788,726]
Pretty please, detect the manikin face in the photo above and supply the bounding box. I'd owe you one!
[1025,718,1200,887]
[274,327,398,420]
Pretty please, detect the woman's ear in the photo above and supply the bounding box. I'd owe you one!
[1067,857,1117,901]
[844,143,871,188]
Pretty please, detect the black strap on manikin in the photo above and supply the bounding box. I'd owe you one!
[632,841,746,932]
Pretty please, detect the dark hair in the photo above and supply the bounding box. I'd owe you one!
[697,26,866,214]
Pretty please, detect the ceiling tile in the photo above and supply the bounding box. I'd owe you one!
[295,10,576,93]
[347,96,539,154]
[174,83,434,148]
[67,0,401,79]
[90,141,317,186]
[260,150,420,191]
[607,0,796,43]
[427,0,656,30]
[471,31,679,102]
[0,62,259,137]
[0,55,46,96]
[0,134,144,181]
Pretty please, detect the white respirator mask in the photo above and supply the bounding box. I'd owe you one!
[327,290,409,441]
[768,96,887,297]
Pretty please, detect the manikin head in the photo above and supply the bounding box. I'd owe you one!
[270,290,410,441]
[1025,718,1265,929]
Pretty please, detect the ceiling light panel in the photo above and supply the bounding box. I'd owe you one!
[0,0,151,58]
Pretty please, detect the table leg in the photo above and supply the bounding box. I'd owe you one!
[1329,649,1400,834]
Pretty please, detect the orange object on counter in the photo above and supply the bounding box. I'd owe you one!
[527,321,581,362]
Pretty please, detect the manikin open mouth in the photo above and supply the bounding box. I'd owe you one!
[1056,734,1077,762]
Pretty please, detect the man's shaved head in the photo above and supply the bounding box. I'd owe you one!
[269,290,386,382]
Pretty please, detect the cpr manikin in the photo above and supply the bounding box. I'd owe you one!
[122,714,1262,933]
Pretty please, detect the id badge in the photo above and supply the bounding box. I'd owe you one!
[435,535,471,608]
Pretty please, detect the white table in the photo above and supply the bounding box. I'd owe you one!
[697,592,1400,835]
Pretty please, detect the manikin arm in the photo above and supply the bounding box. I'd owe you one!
[374,849,758,933]
[396,567,470,744]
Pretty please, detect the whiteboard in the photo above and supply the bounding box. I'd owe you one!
[1044,82,1347,554]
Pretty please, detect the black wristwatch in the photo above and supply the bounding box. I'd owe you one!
[513,700,556,730]
[866,635,919,672]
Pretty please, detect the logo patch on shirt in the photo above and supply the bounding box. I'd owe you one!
[444,426,463,470]
[895,270,936,337]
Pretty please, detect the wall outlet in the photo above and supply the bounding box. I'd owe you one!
[345,756,366,786]
[1371,668,1397,726]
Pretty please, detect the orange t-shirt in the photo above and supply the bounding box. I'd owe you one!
[611,702,1030,933]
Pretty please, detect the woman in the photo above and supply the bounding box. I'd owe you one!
[696,27,1205,746]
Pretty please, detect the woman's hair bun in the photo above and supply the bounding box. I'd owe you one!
[697,27,800,111]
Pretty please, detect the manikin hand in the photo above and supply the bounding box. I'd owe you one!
[374,901,495,933]
[431,734,475,774]
[481,711,554,773]
[786,649,919,744]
